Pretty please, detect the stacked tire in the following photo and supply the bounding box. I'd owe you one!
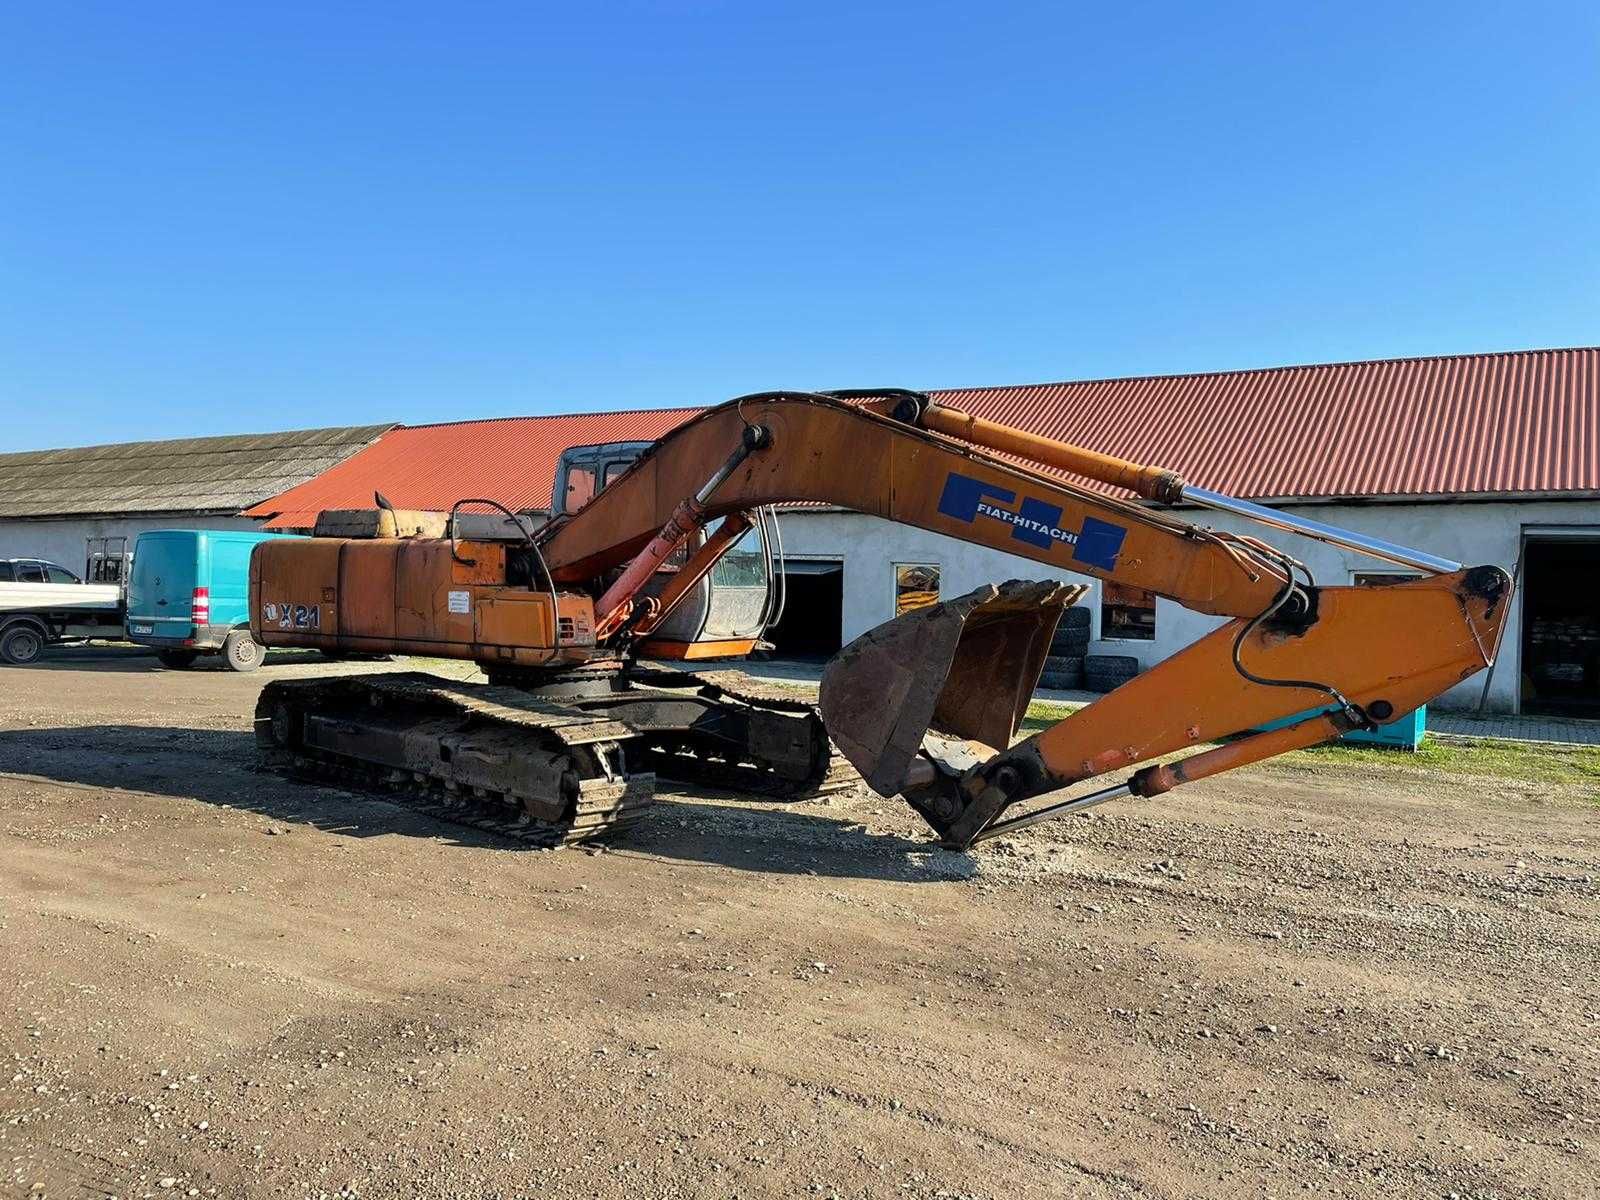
[1083,654,1140,693]
[1038,607,1090,690]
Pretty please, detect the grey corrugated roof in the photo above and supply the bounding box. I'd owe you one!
[0,425,394,518]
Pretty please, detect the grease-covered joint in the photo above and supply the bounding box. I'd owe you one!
[1462,564,1511,607]
[982,743,1051,802]
[1263,585,1319,632]
[1149,471,1187,505]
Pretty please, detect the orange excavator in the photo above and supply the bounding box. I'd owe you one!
[250,390,1510,849]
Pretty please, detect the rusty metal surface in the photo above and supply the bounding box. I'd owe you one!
[818,580,1083,796]
[250,536,598,667]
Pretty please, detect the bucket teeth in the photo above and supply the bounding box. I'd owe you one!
[818,579,1088,802]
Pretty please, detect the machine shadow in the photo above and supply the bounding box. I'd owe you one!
[14,647,333,674]
[0,724,974,880]
[0,723,522,851]
[622,794,977,883]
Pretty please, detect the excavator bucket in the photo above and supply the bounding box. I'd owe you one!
[819,580,1088,796]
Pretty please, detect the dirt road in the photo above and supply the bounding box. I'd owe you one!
[2,650,1596,1199]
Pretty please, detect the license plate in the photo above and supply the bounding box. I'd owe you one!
[130,623,152,635]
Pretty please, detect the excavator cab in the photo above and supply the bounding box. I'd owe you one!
[554,442,654,515]
[553,442,783,660]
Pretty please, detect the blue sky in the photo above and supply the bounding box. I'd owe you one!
[3,2,1596,449]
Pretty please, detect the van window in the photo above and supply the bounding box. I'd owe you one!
[18,562,46,583]
[46,565,79,584]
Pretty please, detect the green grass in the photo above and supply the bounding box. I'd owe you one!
[1018,699,1084,738]
[1280,736,1600,788]
[1017,698,1600,791]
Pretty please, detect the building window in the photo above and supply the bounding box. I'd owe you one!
[1101,581,1155,640]
[893,563,940,616]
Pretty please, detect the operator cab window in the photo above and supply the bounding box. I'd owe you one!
[564,467,597,513]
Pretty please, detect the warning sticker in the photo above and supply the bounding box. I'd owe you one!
[447,590,470,615]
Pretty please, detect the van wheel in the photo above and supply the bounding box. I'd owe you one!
[224,631,264,673]
[0,623,46,665]
[157,649,199,669]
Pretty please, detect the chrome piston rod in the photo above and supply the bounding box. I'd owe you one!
[1180,486,1463,576]
[969,780,1133,844]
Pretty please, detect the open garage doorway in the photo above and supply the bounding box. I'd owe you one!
[1520,535,1600,718]
[765,559,843,661]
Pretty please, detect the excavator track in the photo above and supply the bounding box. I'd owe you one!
[626,667,862,800]
[254,667,858,848]
[255,673,653,847]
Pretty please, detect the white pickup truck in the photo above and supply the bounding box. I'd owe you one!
[0,558,125,665]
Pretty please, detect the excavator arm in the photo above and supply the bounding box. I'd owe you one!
[541,392,1292,618]
[539,391,1511,848]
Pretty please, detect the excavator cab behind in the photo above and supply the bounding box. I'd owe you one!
[553,441,785,661]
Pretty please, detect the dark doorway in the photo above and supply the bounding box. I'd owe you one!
[766,560,843,660]
[1520,538,1600,717]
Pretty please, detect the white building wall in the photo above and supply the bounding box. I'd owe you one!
[0,514,267,575]
[773,499,1600,713]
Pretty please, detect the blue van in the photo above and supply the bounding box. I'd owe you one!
[126,530,297,671]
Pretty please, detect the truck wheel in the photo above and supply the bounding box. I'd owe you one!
[157,649,199,669]
[223,631,264,673]
[0,623,46,666]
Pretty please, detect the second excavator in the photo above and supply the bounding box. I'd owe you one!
[249,389,1510,849]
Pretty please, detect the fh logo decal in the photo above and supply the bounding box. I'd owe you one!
[936,472,1128,571]
[262,602,321,631]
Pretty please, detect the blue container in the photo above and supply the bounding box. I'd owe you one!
[1256,705,1425,751]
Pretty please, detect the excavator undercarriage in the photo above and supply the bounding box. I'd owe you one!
[250,389,1512,852]
[256,664,859,844]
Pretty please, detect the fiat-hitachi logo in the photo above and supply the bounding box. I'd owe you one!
[936,471,1128,571]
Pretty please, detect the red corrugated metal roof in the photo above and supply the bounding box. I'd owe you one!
[939,348,1600,502]
[246,408,698,529]
[246,348,1600,529]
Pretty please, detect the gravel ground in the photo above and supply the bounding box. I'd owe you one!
[1,648,1596,1200]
